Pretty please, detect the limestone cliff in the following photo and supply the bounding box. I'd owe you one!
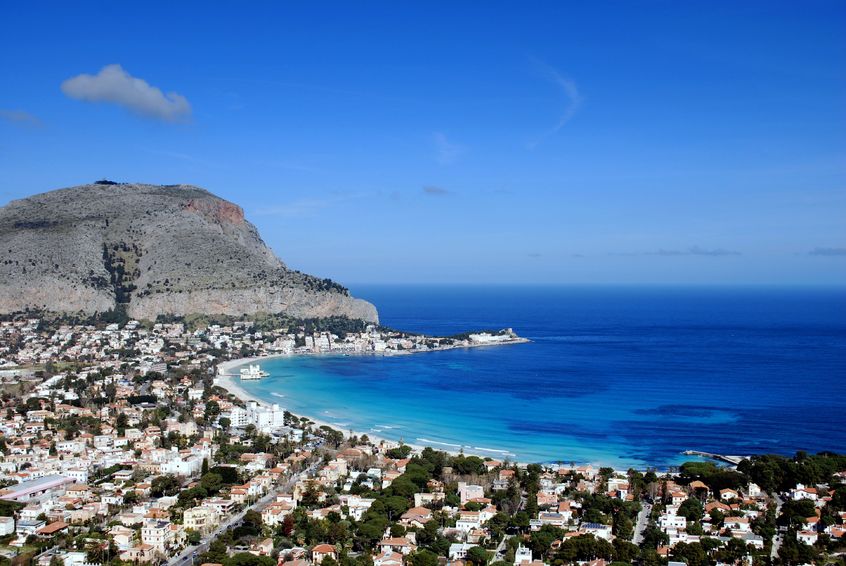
[0,182,378,322]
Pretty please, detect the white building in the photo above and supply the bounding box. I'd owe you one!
[246,401,286,432]
[458,482,484,504]
[449,543,474,560]
[183,505,220,534]
[63,468,89,483]
[514,546,533,565]
[659,512,687,531]
[141,519,175,554]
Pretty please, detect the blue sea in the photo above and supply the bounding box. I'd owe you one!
[236,286,846,469]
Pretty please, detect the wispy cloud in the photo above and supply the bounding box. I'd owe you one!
[254,193,365,218]
[528,58,583,147]
[0,109,43,128]
[422,185,450,196]
[142,148,220,169]
[809,247,846,256]
[254,199,333,218]
[649,246,741,257]
[433,132,463,164]
[612,246,742,257]
[61,64,191,122]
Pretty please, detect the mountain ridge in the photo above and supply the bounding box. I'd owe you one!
[0,182,378,323]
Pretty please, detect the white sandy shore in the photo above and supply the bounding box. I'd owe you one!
[215,358,352,438]
[214,353,520,461]
[215,355,424,453]
[215,349,711,471]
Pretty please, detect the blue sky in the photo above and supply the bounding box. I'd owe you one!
[1,1,845,285]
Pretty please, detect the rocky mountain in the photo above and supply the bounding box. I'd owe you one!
[0,182,378,322]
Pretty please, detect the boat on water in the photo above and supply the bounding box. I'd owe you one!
[240,364,269,380]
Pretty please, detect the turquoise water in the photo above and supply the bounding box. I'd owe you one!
[235,285,846,468]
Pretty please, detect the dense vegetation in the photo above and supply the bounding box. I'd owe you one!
[737,451,846,493]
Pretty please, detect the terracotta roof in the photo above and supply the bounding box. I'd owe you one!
[312,544,336,553]
[36,521,68,534]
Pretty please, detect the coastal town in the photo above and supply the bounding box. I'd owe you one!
[0,316,843,566]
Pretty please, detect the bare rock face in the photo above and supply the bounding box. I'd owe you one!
[0,182,378,322]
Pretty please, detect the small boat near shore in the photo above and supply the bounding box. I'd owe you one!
[240,364,269,380]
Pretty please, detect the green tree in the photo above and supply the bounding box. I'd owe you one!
[204,400,221,422]
[224,553,276,566]
[678,497,704,522]
[466,547,490,566]
[670,542,708,566]
[386,445,413,459]
[150,474,180,497]
[407,550,440,566]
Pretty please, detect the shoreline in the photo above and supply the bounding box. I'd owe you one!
[214,351,717,471]
[216,355,428,454]
[214,352,525,463]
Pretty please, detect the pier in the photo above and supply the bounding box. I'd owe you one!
[683,450,749,466]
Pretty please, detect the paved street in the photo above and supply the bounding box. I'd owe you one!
[633,502,652,545]
[771,493,784,560]
[167,461,319,566]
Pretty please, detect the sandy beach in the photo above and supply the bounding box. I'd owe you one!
[215,355,412,452]
[215,356,352,435]
[214,354,501,460]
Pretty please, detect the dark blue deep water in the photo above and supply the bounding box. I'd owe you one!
[239,286,846,468]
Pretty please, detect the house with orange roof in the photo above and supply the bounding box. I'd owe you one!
[35,521,68,537]
[373,549,404,566]
[537,492,558,508]
[791,484,819,501]
[704,501,730,514]
[311,544,337,563]
[262,501,295,527]
[557,501,574,521]
[669,491,687,506]
[400,506,433,528]
[825,525,845,539]
[688,480,709,494]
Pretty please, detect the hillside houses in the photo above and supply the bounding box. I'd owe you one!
[0,317,843,566]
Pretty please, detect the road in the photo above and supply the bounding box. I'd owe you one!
[493,535,511,562]
[493,488,528,561]
[167,461,320,566]
[633,502,652,545]
[770,493,784,561]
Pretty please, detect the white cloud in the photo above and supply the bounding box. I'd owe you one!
[61,64,191,122]
[528,58,583,147]
[809,247,846,257]
[0,109,42,128]
[433,132,464,164]
[611,246,742,257]
[422,185,450,196]
[548,72,582,131]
